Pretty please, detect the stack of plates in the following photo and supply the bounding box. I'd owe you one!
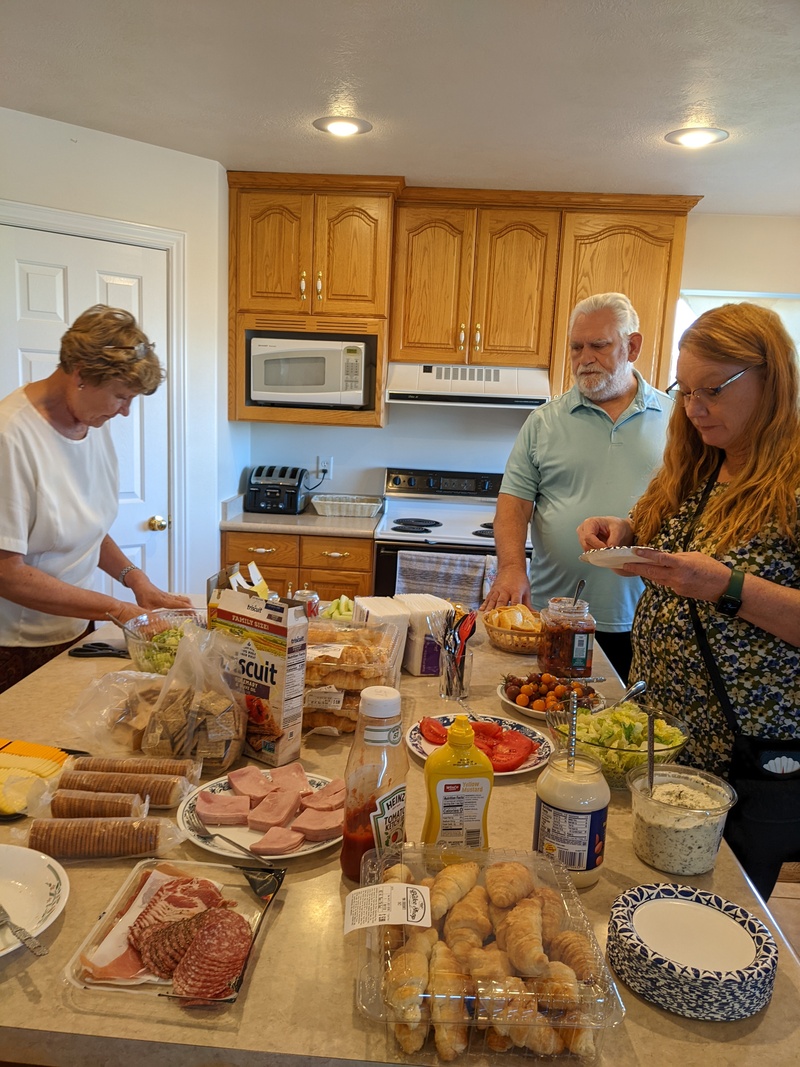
[606,883,778,1021]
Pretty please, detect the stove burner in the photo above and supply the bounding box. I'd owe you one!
[472,528,495,538]
[480,522,494,530]
[392,525,437,534]
[392,518,444,529]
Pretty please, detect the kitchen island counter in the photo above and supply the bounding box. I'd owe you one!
[1,624,799,1067]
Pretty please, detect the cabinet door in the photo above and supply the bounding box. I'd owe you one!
[471,208,560,367]
[300,536,374,573]
[302,569,374,601]
[389,205,476,362]
[313,195,393,316]
[236,191,314,313]
[551,212,687,393]
[221,531,300,568]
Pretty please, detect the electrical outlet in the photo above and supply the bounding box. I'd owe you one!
[317,455,333,481]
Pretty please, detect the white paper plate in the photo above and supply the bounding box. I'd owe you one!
[405,715,551,775]
[0,843,69,957]
[579,546,652,567]
[177,769,341,860]
[607,882,778,1021]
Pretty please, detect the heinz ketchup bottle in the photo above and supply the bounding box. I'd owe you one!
[340,686,408,882]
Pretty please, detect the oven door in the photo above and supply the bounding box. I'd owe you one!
[374,540,495,603]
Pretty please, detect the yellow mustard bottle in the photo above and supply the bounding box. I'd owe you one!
[420,714,494,848]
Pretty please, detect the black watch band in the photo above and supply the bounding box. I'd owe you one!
[715,568,745,617]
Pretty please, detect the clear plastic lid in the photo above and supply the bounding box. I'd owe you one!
[359,685,402,719]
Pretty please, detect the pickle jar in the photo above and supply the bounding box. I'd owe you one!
[539,597,596,678]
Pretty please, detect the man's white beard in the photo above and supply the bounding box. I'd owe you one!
[576,363,632,402]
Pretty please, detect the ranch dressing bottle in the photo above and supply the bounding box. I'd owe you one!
[533,752,609,887]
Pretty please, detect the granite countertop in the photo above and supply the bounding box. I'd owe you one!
[220,493,383,538]
[1,623,798,1067]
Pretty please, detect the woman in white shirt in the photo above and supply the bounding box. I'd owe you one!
[0,304,190,693]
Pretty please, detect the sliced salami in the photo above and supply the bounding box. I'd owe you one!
[128,876,229,951]
[171,909,253,998]
[138,911,210,979]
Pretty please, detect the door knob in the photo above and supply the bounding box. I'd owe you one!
[148,515,168,531]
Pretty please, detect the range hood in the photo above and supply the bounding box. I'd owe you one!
[386,363,550,409]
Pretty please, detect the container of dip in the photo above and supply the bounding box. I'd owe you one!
[627,765,737,876]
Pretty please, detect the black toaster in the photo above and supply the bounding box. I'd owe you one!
[244,465,310,514]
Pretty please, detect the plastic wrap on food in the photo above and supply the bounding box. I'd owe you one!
[23,817,186,859]
[50,788,150,819]
[304,621,401,691]
[58,769,191,808]
[63,670,166,756]
[69,755,201,783]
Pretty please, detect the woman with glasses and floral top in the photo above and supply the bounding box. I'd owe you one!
[577,302,800,899]
[0,304,191,693]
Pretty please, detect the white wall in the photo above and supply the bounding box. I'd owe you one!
[0,107,249,593]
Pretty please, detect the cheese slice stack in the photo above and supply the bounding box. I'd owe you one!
[0,739,69,814]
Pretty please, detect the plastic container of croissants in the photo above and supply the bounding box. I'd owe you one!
[356,846,625,1063]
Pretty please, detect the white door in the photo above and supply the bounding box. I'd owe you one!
[0,225,172,598]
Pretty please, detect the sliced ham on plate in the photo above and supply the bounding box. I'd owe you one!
[195,791,250,827]
[290,806,344,841]
[267,761,314,796]
[300,778,345,811]
[247,788,302,833]
[227,764,279,806]
[251,825,305,855]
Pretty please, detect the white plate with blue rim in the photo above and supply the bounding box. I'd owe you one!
[0,844,69,957]
[405,714,551,775]
[606,882,778,1020]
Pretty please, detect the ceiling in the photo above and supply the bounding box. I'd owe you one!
[2,0,799,216]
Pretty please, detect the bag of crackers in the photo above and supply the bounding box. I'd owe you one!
[141,623,246,774]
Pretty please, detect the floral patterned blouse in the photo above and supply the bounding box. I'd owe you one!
[630,482,800,777]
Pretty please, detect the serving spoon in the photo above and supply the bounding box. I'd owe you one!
[603,679,647,712]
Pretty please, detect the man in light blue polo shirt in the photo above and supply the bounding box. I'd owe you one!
[482,292,671,680]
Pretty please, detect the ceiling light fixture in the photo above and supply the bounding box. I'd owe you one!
[312,115,373,137]
[664,126,729,148]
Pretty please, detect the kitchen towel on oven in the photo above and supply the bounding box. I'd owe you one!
[395,551,487,607]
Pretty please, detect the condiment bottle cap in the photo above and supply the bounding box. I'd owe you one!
[447,715,475,746]
[359,686,402,719]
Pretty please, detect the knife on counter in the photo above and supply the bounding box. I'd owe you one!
[0,902,49,956]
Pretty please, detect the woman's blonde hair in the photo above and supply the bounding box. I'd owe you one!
[632,302,800,551]
[60,305,165,395]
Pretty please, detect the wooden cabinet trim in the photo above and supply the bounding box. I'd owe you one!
[228,172,405,195]
[398,186,702,213]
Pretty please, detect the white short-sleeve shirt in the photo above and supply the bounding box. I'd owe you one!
[0,387,118,646]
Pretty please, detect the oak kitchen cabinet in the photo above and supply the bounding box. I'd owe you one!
[390,200,560,367]
[221,531,374,601]
[227,172,404,427]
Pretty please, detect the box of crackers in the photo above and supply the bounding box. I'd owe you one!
[207,571,308,768]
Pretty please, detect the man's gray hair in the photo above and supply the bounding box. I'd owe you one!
[569,292,640,339]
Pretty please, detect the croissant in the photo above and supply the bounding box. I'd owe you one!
[382,928,438,1024]
[428,941,472,1062]
[429,861,479,920]
[465,943,516,1051]
[485,976,537,1046]
[502,897,548,976]
[488,899,514,949]
[383,862,415,884]
[393,1001,430,1054]
[484,860,535,908]
[559,1009,597,1058]
[548,929,596,981]
[529,884,564,949]
[527,960,582,1011]
[443,884,491,965]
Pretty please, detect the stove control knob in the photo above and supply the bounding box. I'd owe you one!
[391,476,402,486]
[480,478,492,492]
[426,477,436,489]
[408,477,416,487]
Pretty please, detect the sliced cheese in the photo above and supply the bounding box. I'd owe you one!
[0,767,38,814]
[0,753,62,778]
[3,739,69,765]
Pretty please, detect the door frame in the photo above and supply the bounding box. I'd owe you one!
[0,198,188,593]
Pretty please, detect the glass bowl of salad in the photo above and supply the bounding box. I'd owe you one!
[122,607,207,674]
[544,702,690,788]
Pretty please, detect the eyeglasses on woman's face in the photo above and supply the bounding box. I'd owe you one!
[666,365,761,405]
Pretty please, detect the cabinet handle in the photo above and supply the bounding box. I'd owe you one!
[300,270,307,300]
[473,323,481,352]
[458,323,466,351]
[316,271,323,300]
[247,546,276,555]
[322,551,350,559]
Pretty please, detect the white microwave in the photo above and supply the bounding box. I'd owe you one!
[247,334,372,408]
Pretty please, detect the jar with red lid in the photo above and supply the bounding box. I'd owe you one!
[539,597,595,678]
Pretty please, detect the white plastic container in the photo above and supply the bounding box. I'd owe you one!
[533,751,610,887]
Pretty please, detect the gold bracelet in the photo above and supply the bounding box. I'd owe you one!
[118,565,138,586]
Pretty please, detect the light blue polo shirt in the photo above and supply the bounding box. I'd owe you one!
[500,371,672,631]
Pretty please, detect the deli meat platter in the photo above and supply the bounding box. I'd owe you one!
[64,859,284,1003]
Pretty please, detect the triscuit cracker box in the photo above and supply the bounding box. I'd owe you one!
[208,573,307,767]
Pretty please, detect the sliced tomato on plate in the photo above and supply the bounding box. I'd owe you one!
[419,717,448,746]
[472,735,497,757]
[489,729,537,772]
[471,719,504,740]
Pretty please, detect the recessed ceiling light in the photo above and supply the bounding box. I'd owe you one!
[312,116,373,137]
[664,127,729,148]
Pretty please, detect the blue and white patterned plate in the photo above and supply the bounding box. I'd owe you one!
[405,715,551,775]
[607,882,778,1021]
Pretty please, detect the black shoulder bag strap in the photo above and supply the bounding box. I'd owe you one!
[683,459,740,736]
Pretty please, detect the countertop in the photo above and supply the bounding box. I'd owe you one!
[220,510,381,538]
[1,623,799,1067]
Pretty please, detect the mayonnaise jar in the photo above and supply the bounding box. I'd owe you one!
[533,752,610,887]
